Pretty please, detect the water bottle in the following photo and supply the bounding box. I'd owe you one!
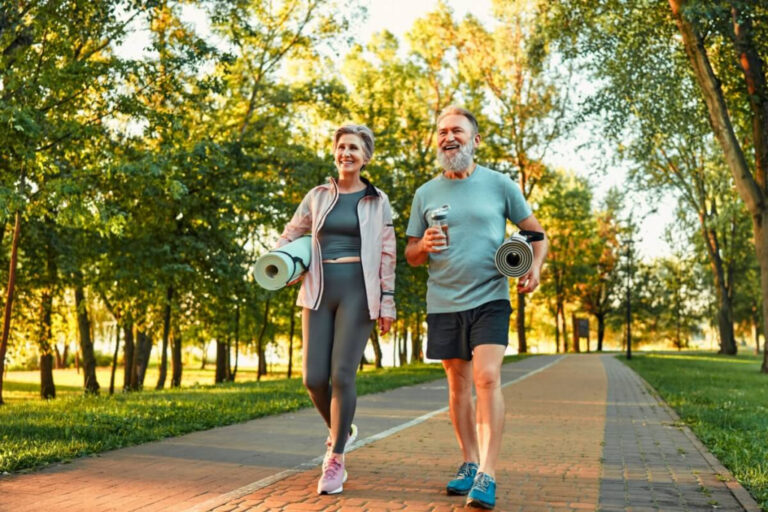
[429,204,450,251]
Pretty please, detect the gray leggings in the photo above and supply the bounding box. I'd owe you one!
[302,262,374,454]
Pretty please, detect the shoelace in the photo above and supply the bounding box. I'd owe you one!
[473,474,492,493]
[323,458,342,478]
[457,463,477,478]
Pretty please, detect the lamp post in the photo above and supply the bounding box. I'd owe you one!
[625,233,633,360]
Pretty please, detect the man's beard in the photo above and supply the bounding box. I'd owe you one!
[437,140,475,172]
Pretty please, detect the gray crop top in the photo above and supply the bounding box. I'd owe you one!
[319,189,365,259]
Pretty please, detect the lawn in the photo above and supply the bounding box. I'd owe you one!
[622,352,768,510]
[0,354,529,474]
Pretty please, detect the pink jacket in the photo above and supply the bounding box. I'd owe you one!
[276,177,396,320]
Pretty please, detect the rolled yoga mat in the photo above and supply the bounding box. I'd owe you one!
[494,231,544,278]
[253,236,311,291]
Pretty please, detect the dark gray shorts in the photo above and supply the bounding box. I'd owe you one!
[426,300,512,361]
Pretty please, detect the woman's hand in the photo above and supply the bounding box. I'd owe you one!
[287,274,305,287]
[378,316,394,335]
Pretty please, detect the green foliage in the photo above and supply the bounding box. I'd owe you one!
[0,362,448,473]
[623,352,768,508]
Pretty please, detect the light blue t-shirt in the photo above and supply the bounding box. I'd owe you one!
[406,165,532,314]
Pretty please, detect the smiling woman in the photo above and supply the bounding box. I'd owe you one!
[273,123,397,495]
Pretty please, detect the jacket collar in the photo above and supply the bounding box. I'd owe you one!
[325,175,380,198]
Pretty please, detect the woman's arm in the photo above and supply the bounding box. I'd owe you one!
[276,191,313,248]
[378,193,396,333]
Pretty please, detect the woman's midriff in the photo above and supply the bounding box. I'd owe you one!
[322,256,362,263]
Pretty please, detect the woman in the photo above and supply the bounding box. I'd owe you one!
[276,124,396,495]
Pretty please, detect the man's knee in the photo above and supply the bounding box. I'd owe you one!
[474,368,501,391]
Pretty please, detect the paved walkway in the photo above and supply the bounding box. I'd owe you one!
[0,355,761,512]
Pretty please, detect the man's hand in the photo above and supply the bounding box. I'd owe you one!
[517,266,541,294]
[378,316,394,335]
[405,228,447,266]
[420,226,448,253]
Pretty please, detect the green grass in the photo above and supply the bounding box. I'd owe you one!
[622,352,768,510]
[0,355,530,474]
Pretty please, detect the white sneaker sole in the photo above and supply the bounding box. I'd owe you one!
[317,470,348,495]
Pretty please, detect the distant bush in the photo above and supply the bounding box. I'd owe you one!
[7,354,40,372]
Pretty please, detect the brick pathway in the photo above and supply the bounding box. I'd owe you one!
[0,355,760,512]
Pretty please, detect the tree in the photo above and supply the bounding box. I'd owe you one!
[537,170,596,352]
[459,0,569,353]
[667,0,768,371]
[581,189,623,351]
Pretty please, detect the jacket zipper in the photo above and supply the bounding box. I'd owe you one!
[356,193,370,315]
[311,183,339,309]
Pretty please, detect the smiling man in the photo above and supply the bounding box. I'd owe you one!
[405,106,547,509]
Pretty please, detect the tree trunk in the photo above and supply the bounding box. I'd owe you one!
[133,329,152,389]
[171,332,182,387]
[40,353,55,399]
[156,286,173,390]
[38,219,60,401]
[0,211,21,406]
[370,327,382,368]
[215,339,227,383]
[255,298,270,380]
[75,284,99,394]
[596,313,605,351]
[411,312,423,363]
[123,322,135,391]
[397,323,408,366]
[225,339,232,379]
[669,0,768,371]
[560,304,568,352]
[758,215,768,372]
[231,304,240,381]
[517,293,527,353]
[38,283,56,399]
[700,220,737,354]
[109,324,120,395]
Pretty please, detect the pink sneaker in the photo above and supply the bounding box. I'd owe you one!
[317,456,347,494]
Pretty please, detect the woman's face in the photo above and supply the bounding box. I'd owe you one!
[334,133,368,176]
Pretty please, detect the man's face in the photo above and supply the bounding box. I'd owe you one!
[437,114,479,172]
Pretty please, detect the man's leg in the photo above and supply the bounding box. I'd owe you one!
[442,358,479,463]
[471,344,506,478]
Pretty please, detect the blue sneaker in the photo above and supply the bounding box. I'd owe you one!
[466,472,496,509]
[446,462,478,495]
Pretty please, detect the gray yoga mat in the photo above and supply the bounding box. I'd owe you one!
[495,233,535,278]
[253,236,311,291]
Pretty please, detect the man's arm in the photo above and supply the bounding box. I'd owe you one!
[405,227,446,266]
[516,214,548,294]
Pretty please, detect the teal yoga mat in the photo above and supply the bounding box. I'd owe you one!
[253,236,311,291]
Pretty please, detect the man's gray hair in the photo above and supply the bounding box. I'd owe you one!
[437,106,480,136]
[333,125,375,162]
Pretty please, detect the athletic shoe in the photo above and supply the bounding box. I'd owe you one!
[466,472,496,509]
[445,461,478,495]
[324,423,359,462]
[317,456,347,495]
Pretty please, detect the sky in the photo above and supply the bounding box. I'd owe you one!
[118,0,675,260]
[356,0,674,259]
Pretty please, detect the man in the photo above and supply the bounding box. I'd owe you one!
[405,106,547,509]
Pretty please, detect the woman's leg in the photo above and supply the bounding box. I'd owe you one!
[328,264,374,455]
[302,305,335,427]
